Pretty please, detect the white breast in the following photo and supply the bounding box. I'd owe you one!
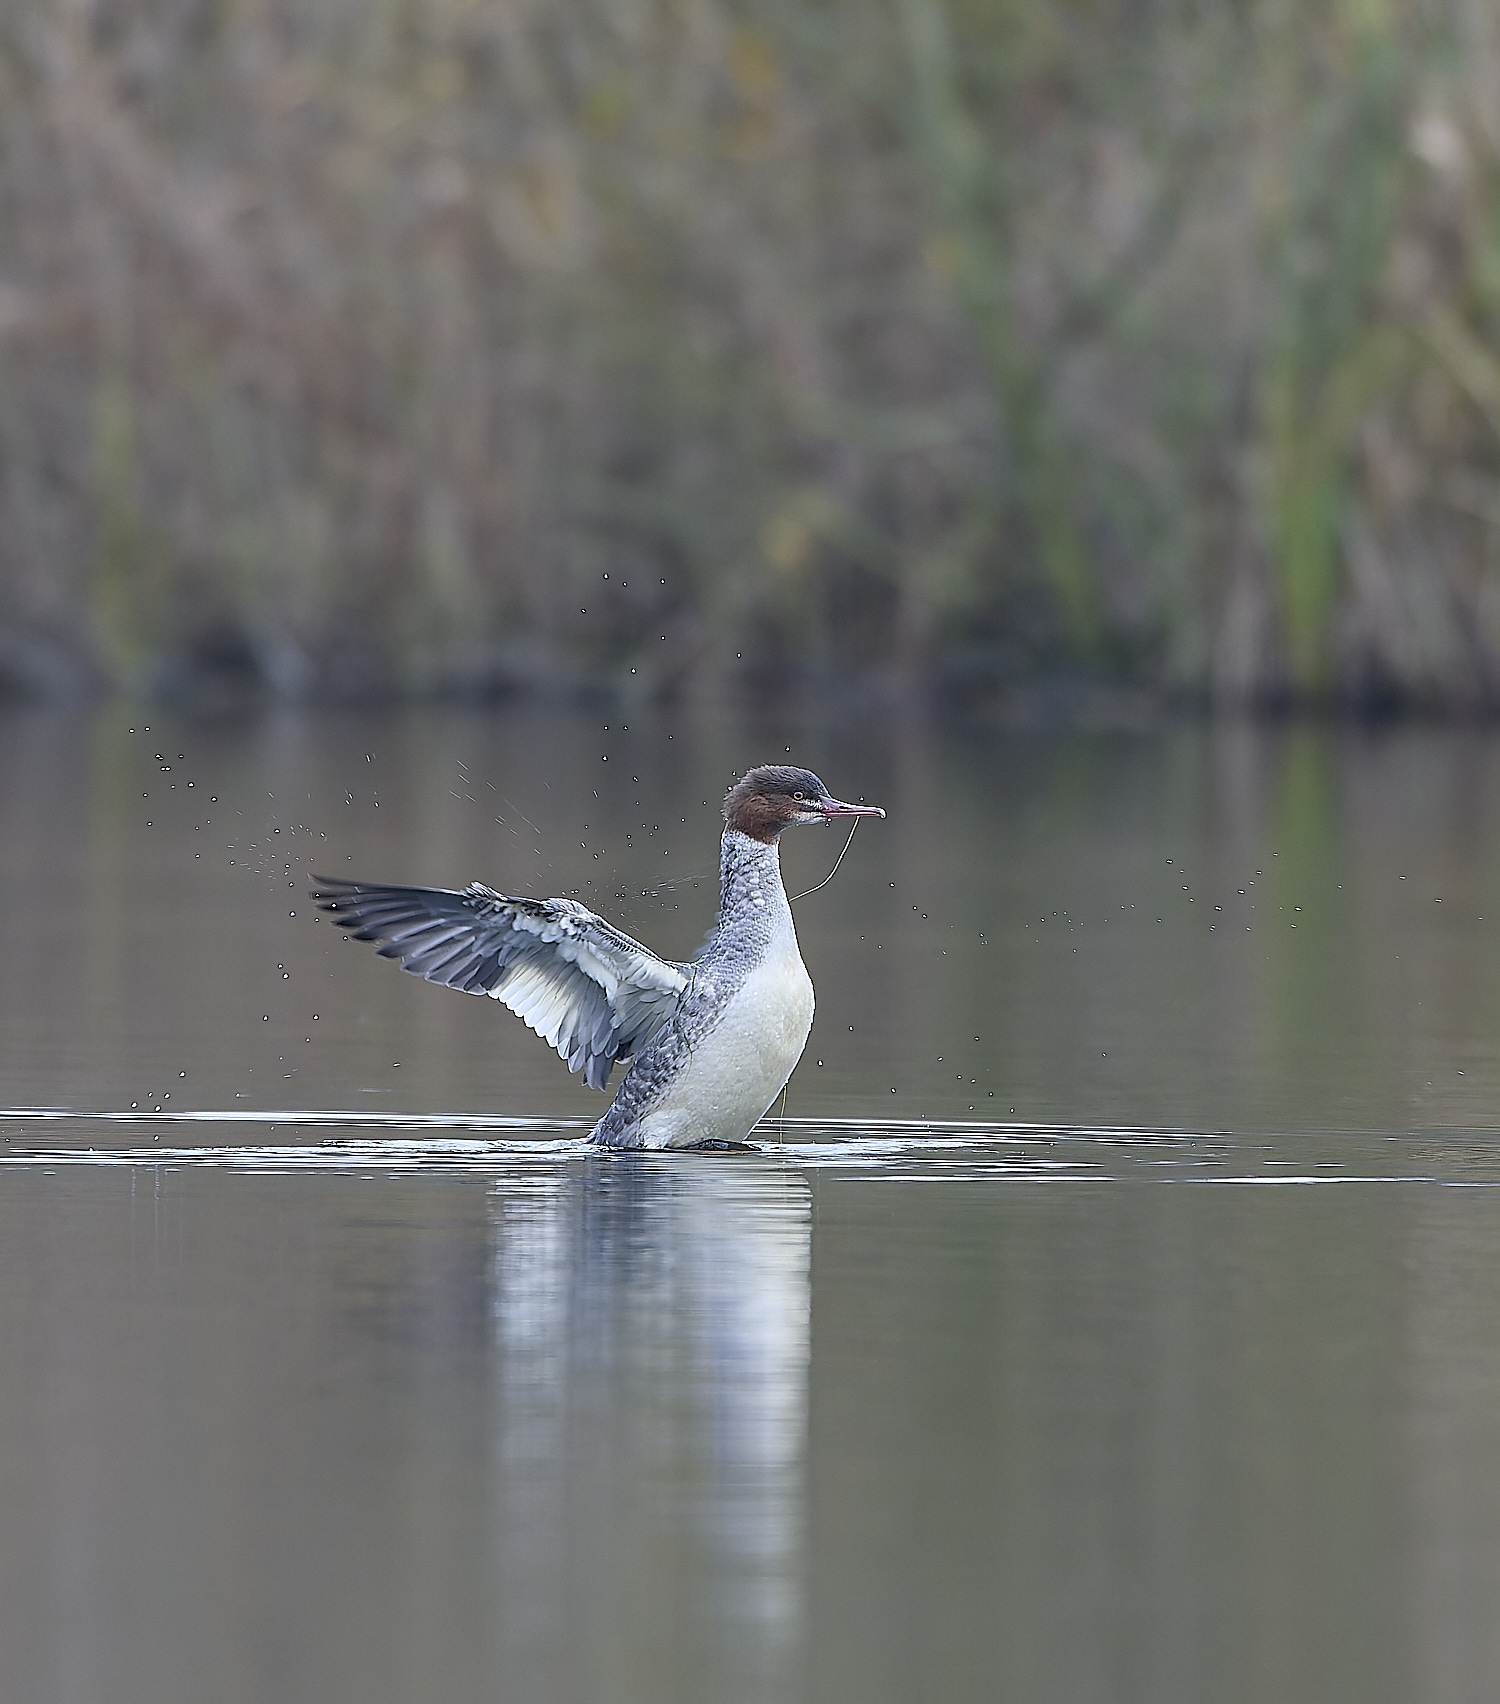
[634,940,815,1149]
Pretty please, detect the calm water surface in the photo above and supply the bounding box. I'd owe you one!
[5,706,1500,1703]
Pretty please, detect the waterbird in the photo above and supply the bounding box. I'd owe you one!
[312,765,885,1149]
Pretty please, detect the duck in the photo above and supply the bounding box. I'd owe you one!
[312,765,884,1149]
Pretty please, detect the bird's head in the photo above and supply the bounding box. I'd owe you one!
[723,765,885,843]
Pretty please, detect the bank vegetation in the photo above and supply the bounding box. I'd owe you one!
[3,0,1500,711]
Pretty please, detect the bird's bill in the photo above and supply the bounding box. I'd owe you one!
[816,797,885,818]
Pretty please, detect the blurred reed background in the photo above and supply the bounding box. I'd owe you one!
[2,0,1500,711]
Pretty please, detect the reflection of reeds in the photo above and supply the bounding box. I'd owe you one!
[2,0,1499,708]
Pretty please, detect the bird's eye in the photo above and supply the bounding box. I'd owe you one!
[792,791,804,800]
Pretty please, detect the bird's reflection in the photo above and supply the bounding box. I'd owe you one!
[488,1155,810,1704]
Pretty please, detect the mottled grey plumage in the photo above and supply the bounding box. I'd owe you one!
[588,829,787,1147]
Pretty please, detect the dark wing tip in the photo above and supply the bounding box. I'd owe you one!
[309,875,366,922]
[310,874,357,897]
[308,876,463,935]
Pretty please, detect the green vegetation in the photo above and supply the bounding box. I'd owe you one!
[1,0,1499,709]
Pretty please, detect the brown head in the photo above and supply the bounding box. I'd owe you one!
[722,765,885,844]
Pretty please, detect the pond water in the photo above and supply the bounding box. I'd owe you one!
[4,704,1500,1703]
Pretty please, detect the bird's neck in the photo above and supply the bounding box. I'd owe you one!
[715,829,793,939]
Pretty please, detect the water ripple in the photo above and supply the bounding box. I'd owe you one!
[0,1108,1495,1185]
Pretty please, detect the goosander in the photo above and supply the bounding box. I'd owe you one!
[312,765,884,1149]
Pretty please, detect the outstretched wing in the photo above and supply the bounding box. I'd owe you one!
[312,876,690,1091]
